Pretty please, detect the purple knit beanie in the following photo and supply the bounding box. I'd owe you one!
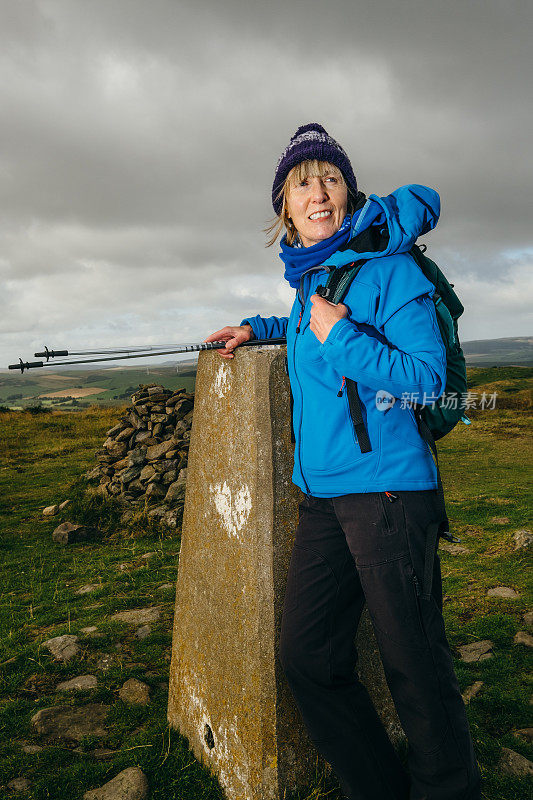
[272,123,357,216]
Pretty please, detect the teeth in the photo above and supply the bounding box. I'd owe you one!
[309,210,332,220]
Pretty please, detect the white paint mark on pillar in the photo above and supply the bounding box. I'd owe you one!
[213,363,230,398]
[210,482,252,542]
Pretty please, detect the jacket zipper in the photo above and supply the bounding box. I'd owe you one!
[292,266,330,495]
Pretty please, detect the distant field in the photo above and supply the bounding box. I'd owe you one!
[1,358,531,412]
[38,388,107,399]
[0,365,196,410]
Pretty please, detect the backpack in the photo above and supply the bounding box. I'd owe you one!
[316,242,467,589]
[316,242,470,444]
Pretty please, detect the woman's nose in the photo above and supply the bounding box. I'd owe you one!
[310,179,328,201]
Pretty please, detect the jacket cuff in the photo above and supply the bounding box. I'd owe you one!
[321,317,359,347]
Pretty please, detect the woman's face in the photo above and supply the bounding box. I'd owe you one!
[286,167,348,247]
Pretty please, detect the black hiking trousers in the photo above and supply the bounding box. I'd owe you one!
[279,490,481,800]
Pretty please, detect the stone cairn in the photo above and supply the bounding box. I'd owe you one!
[85,385,193,528]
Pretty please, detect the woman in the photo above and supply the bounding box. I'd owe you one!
[205,123,481,800]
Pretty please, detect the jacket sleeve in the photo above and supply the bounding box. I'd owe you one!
[240,315,288,340]
[319,255,447,400]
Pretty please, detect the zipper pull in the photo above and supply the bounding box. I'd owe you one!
[337,376,346,397]
[413,574,421,596]
[296,309,303,334]
[385,491,398,502]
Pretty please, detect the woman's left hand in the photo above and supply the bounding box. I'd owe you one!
[309,294,348,343]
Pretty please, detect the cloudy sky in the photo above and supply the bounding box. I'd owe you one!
[1,0,531,369]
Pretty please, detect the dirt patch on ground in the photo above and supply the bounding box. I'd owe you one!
[39,388,107,399]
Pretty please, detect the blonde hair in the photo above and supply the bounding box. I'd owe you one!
[265,160,356,247]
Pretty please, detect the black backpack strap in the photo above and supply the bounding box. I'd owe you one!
[316,259,372,455]
[315,259,367,304]
[414,408,460,601]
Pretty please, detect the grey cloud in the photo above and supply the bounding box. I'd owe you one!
[0,0,531,366]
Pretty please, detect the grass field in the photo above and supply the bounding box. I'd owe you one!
[0,364,196,410]
[0,369,531,799]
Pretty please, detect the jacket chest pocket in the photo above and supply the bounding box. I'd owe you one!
[342,280,378,326]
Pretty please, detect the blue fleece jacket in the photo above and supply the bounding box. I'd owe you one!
[242,185,447,497]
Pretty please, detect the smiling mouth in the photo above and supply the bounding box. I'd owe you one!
[309,210,332,220]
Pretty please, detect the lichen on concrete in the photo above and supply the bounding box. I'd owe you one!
[168,344,403,799]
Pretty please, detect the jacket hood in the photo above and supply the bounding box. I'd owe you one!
[322,184,440,269]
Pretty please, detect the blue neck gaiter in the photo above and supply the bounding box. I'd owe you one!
[279,213,357,288]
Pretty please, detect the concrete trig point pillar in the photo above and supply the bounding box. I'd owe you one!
[168,345,403,800]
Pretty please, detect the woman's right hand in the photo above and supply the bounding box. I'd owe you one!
[204,324,254,359]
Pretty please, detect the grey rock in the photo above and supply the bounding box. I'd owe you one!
[148,385,165,395]
[52,522,102,544]
[96,654,118,671]
[523,611,533,627]
[76,583,100,595]
[92,748,119,761]
[79,626,99,635]
[85,466,102,480]
[145,482,165,499]
[119,678,151,705]
[104,440,127,459]
[128,411,143,430]
[106,422,127,437]
[514,630,533,647]
[20,744,43,754]
[162,470,178,485]
[31,703,108,742]
[119,464,142,484]
[43,505,59,516]
[461,681,483,703]
[139,464,156,482]
[135,625,151,640]
[164,469,187,503]
[126,479,144,494]
[135,430,154,444]
[146,440,174,461]
[7,777,32,792]
[128,447,147,467]
[111,607,161,625]
[458,640,494,663]
[56,674,97,692]
[513,529,533,549]
[490,516,511,524]
[487,586,520,599]
[58,500,71,511]
[158,583,174,591]
[439,543,470,555]
[499,747,533,777]
[163,509,180,528]
[43,634,79,662]
[115,426,135,442]
[147,506,166,520]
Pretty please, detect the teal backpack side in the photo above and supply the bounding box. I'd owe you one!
[408,244,470,440]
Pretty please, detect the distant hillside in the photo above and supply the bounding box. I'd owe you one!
[0,364,196,410]
[1,336,531,409]
[462,336,533,366]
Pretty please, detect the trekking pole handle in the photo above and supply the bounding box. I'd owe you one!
[8,359,44,373]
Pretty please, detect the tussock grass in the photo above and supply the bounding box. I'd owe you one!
[0,390,532,798]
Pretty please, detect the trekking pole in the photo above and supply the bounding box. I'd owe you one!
[33,344,216,360]
[8,338,287,373]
